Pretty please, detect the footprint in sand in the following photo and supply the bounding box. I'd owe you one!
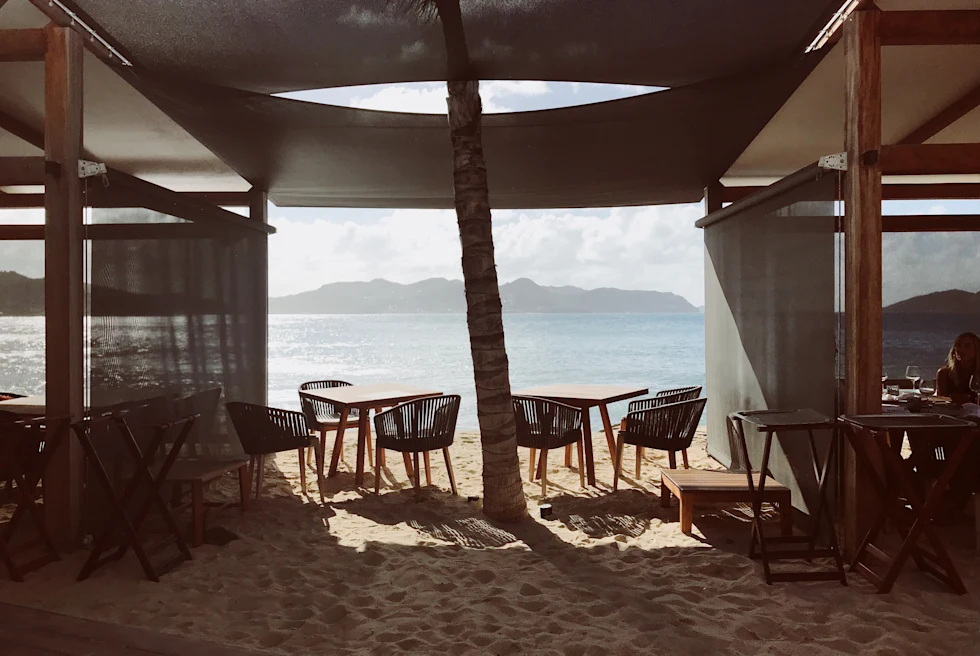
[472,569,495,584]
[258,631,287,648]
[285,607,314,621]
[363,551,386,567]
[321,605,349,624]
[385,591,407,603]
[518,600,547,613]
[519,583,542,596]
[846,624,884,644]
[434,581,456,593]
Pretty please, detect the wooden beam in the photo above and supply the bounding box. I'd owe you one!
[44,24,85,550]
[0,157,46,185]
[843,7,882,554]
[0,225,44,240]
[880,10,980,46]
[0,28,46,62]
[704,182,723,214]
[0,190,253,209]
[898,82,980,145]
[882,214,980,232]
[881,143,980,176]
[0,223,246,241]
[26,0,129,67]
[249,188,270,406]
[723,182,980,203]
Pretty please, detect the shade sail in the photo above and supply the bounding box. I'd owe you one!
[69,0,837,93]
[128,56,818,209]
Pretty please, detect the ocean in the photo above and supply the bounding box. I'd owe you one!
[0,314,706,430]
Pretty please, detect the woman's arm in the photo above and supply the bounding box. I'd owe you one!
[937,368,951,397]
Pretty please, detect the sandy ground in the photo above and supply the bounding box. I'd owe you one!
[2,430,980,655]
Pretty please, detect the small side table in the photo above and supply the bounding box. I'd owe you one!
[840,413,976,594]
[730,409,847,585]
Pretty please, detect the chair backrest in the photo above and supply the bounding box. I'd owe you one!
[225,401,310,456]
[623,398,706,451]
[628,386,702,413]
[298,380,353,428]
[512,396,583,451]
[173,387,225,457]
[374,395,460,453]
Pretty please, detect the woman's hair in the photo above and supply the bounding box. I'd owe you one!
[946,331,980,386]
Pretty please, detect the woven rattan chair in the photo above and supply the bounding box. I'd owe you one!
[613,397,707,493]
[226,402,325,503]
[373,395,460,496]
[513,395,584,496]
[623,386,702,476]
[298,380,370,472]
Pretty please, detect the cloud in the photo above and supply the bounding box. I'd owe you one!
[882,232,980,305]
[268,204,706,305]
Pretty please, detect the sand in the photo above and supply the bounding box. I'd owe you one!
[2,430,980,655]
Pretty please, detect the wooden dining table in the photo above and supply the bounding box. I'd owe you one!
[0,394,46,416]
[299,383,442,487]
[514,384,648,486]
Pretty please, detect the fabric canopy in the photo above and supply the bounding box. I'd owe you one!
[71,0,837,93]
[129,55,818,209]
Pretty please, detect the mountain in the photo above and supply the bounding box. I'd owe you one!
[884,289,980,314]
[269,277,698,314]
[0,271,44,315]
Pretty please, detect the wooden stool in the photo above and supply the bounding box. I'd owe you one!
[661,469,792,536]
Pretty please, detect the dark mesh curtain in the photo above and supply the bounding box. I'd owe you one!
[702,168,839,516]
[882,231,980,387]
[87,206,267,458]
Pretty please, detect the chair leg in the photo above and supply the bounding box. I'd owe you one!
[366,420,374,469]
[238,465,249,511]
[312,437,326,504]
[413,452,422,498]
[375,447,382,494]
[576,440,585,489]
[192,481,205,547]
[254,456,265,502]
[668,451,677,470]
[613,435,625,491]
[528,448,537,482]
[298,448,308,495]
[540,449,549,497]
[636,446,642,479]
[423,451,432,487]
[403,452,414,480]
[682,449,690,469]
[247,457,256,502]
[443,448,457,495]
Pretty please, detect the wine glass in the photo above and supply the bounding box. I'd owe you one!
[970,375,980,403]
[919,379,936,401]
[905,366,922,392]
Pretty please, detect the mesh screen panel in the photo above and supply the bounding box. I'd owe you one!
[703,170,838,516]
[87,206,267,458]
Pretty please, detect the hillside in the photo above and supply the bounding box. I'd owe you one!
[269,277,698,314]
[884,289,980,314]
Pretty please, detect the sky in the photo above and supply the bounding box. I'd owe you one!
[2,81,980,308]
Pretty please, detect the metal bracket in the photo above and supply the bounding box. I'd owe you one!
[78,159,107,178]
[818,152,847,171]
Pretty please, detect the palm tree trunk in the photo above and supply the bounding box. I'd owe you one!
[446,79,527,522]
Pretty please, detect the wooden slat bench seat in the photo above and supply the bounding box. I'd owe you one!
[168,458,249,547]
[660,469,793,536]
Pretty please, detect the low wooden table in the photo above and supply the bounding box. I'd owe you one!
[661,469,792,536]
[0,394,46,416]
[514,384,648,486]
[300,383,441,487]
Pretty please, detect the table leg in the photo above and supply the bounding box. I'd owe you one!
[582,407,596,486]
[599,404,617,461]
[355,410,369,487]
[328,408,349,477]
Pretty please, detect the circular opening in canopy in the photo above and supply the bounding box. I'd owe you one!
[276,81,665,114]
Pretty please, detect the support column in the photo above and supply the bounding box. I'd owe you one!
[842,7,882,553]
[248,189,269,406]
[44,24,85,549]
[704,182,723,214]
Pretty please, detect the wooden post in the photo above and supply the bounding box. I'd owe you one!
[248,189,269,406]
[43,25,85,549]
[842,7,882,554]
[704,182,723,214]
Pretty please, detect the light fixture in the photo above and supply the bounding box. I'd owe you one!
[805,0,861,53]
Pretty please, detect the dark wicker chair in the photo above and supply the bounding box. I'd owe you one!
[298,380,369,473]
[513,395,584,496]
[613,397,707,493]
[624,386,703,476]
[373,395,460,496]
[225,402,325,503]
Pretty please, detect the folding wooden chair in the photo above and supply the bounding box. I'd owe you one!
[74,410,197,582]
[0,415,70,581]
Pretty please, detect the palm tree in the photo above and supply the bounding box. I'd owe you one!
[390,0,527,521]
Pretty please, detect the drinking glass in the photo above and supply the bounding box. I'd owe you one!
[971,375,980,402]
[919,379,936,400]
[905,366,922,391]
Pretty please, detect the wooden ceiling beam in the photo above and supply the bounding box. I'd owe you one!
[0,157,47,185]
[898,81,980,145]
[723,182,980,204]
[880,143,980,176]
[882,215,980,232]
[880,10,980,46]
[0,28,47,62]
[0,190,253,209]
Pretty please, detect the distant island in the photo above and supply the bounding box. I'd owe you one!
[884,289,980,314]
[270,278,698,314]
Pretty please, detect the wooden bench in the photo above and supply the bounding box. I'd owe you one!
[660,468,793,536]
[168,459,249,547]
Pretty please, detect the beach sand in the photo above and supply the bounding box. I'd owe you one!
[2,431,980,655]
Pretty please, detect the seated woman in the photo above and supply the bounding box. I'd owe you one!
[937,332,980,403]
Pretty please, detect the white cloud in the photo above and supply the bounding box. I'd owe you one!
[268,204,706,305]
[350,83,448,113]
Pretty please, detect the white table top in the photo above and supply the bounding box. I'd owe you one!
[514,384,648,406]
[300,383,441,408]
[0,394,46,415]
